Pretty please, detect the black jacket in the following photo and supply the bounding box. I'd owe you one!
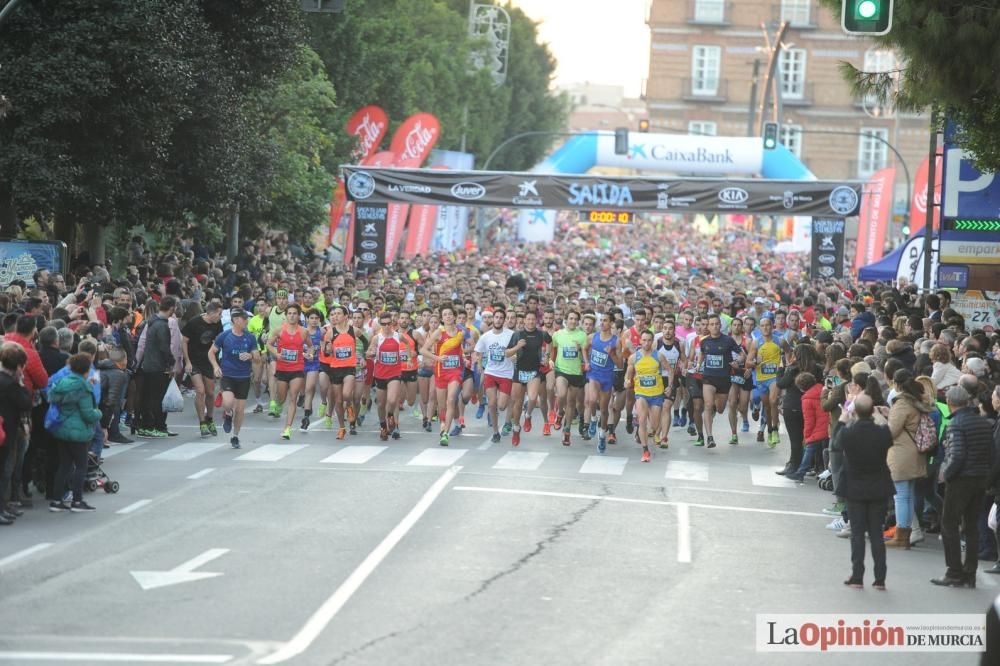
[141,315,173,374]
[0,371,31,446]
[777,362,823,413]
[941,407,994,481]
[988,417,1000,493]
[841,418,896,501]
[97,359,128,429]
[39,346,69,378]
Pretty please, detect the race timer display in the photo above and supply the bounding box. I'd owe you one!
[578,210,636,225]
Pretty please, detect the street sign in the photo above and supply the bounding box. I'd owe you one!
[937,265,969,289]
[940,122,1000,265]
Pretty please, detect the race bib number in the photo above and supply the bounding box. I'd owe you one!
[280,349,298,363]
[442,355,461,369]
[731,375,745,385]
[380,351,398,364]
[400,351,409,362]
[562,346,579,359]
[489,348,506,363]
[639,375,656,388]
[761,362,778,375]
[518,370,537,384]
[705,354,723,370]
[590,350,609,368]
[334,346,352,360]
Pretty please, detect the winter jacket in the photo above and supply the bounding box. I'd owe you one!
[4,332,48,394]
[841,418,896,502]
[850,310,876,340]
[821,381,847,437]
[888,344,917,373]
[140,315,174,374]
[931,362,962,393]
[886,392,931,481]
[988,417,1000,494]
[802,384,829,445]
[941,406,994,482]
[47,373,101,443]
[97,359,127,429]
[39,345,69,378]
[777,363,823,413]
[0,371,31,446]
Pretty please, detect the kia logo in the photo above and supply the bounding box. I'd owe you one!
[718,187,749,204]
[360,240,378,250]
[451,182,486,200]
[360,252,377,263]
[818,254,836,264]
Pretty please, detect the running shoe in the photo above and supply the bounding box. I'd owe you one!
[49,501,69,512]
[70,501,96,513]
[200,422,210,437]
[672,414,680,428]
[589,419,599,438]
[523,415,533,433]
[268,401,280,418]
[411,406,421,419]
[207,419,218,436]
[439,431,450,447]
[476,403,486,420]
[450,424,463,437]
[686,424,697,437]
[653,433,662,446]
[297,394,304,408]
[512,430,520,447]
[252,404,264,414]
[562,431,570,447]
[547,409,556,427]
[459,416,466,429]
[641,448,651,463]
[826,517,847,531]
[491,432,501,443]
[391,428,400,440]
[658,437,669,450]
[694,436,704,447]
[379,426,389,441]
[300,416,310,432]
[501,422,512,436]
[553,415,562,431]
[317,403,326,418]
[281,427,291,440]
[741,419,750,433]
[324,416,333,428]
[751,405,760,422]
[823,502,846,516]
[608,431,617,445]
[768,431,779,449]
[387,414,396,433]
[346,405,355,423]
[349,425,357,436]
[626,413,634,434]
[756,430,765,443]
[166,430,179,437]
[729,434,739,446]
[423,419,432,433]
[230,436,240,449]
[337,428,347,440]
[678,412,688,427]
[707,436,716,449]
[223,411,233,434]
[598,433,606,453]
[542,422,551,436]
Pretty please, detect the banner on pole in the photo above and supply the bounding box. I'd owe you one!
[854,167,895,269]
[353,203,388,272]
[810,218,845,279]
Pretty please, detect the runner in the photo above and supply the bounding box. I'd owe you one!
[266,303,313,440]
[320,305,356,440]
[350,309,369,433]
[473,309,515,443]
[655,318,685,450]
[398,310,420,422]
[420,305,466,446]
[684,314,708,445]
[414,310,437,432]
[181,302,224,437]
[695,314,742,449]
[299,308,324,432]
[584,312,620,453]
[623,306,649,435]
[746,314,783,448]
[726,317,753,442]
[539,308,557,435]
[506,310,551,447]
[550,310,588,447]
[208,308,259,449]
[368,312,402,441]
[624,330,668,463]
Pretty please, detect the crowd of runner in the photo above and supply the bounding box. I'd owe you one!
[0,218,998,588]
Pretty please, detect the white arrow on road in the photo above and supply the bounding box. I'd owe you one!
[130,548,229,590]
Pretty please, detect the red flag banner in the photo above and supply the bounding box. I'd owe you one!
[854,167,896,270]
[908,156,942,237]
[384,113,441,264]
[329,106,389,247]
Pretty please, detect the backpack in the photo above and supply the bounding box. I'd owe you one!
[914,412,939,454]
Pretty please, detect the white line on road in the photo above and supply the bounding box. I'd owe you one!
[406,448,467,467]
[749,464,797,488]
[579,455,627,476]
[116,499,152,515]
[0,651,233,663]
[187,468,216,480]
[452,485,829,518]
[677,503,691,563]
[664,461,709,482]
[0,543,52,570]
[320,446,386,464]
[477,437,493,451]
[492,451,548,471]
[150,442,224,461]
[258,465,462,665]
[234,444,308,462]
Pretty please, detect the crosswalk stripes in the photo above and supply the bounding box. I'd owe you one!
[150,442,225,461]
[579,455,627,476]
[406,448,468,467]
[235,444,309,462]
[492,451,548,471]
[748,464,793,488]
[321,446,387,464]
[664,460,709,482]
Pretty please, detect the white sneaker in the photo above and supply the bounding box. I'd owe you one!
[817,469,832,481]
[826,517,847,531]
[910,526,925,545]
[836,526,852,538]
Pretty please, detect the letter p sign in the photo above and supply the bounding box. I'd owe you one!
[943,147,998,218]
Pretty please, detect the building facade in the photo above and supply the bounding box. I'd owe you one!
[645,0,926,215]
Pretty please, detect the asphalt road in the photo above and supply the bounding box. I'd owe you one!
[0,400,993,665]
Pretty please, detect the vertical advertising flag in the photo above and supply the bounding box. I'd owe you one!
[384,113,441,264]
[344,150,397,266]
[329,105,388,246]
[810,218,846,279]
[353,203,389,272]
[908,156,942,237]
[854,167,896,270]
[428,150,475,252]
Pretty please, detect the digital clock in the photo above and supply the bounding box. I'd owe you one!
[578,210,636,225]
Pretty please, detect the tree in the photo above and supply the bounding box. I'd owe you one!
[821,0,1000,171]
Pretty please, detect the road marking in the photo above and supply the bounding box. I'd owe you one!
[452,486,829,518]
[0,652,233,663]
[579,455,627,475]
[677,503,692,563]
[131,548,229,591]
[493,451,548,471]
[664,461,709,482]
[116,500,152,515]
[0,543,52,570]
[258,466,461,664]
[234,444,308,462]
[406,448,467,467]
[187,468,216,480]
[321,446,387,464]
[749,464,796,488]
[100,442,144,458]
[150,442,224,461]
[477,437,493,451]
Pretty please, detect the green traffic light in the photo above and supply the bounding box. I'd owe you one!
[856,0,879,19]
[842,0,892,34]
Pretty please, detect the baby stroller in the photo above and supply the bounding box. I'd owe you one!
[85,452,120,494]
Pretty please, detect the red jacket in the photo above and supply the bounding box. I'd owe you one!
[4,332,49,394]
[802,383,829,445]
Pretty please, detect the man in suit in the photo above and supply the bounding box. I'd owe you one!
[841,394,895,590]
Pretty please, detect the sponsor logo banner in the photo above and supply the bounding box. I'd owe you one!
[854,168,895,270]
[908,156,942,237]
[810,218,845,280]
[330,105,389,251]
[353,203,388,271]
[340,167,862,217]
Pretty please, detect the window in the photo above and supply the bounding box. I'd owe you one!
[780,0,811,25]
[694,0,725,22]
[779,124,802,157]
[779,49,807,99]
[863,49,897,74]
[691,46,721,96]
[688,121,717,136]
[858,128,889,178]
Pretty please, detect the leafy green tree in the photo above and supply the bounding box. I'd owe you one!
[821,0,1000,171]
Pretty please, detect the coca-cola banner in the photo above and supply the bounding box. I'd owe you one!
[810,218,845,280]
[329,105,389,248]
[389,113,441,165]
[908,156,942,238]
[353,203,388,272]
[341,166,863,218]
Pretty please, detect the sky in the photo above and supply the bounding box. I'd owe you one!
[509,0,651,97]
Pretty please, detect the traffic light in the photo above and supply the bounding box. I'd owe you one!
[762,122,779,150]
[614,127,629,155]
[638,119,650,133]
[841,0,893,35]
